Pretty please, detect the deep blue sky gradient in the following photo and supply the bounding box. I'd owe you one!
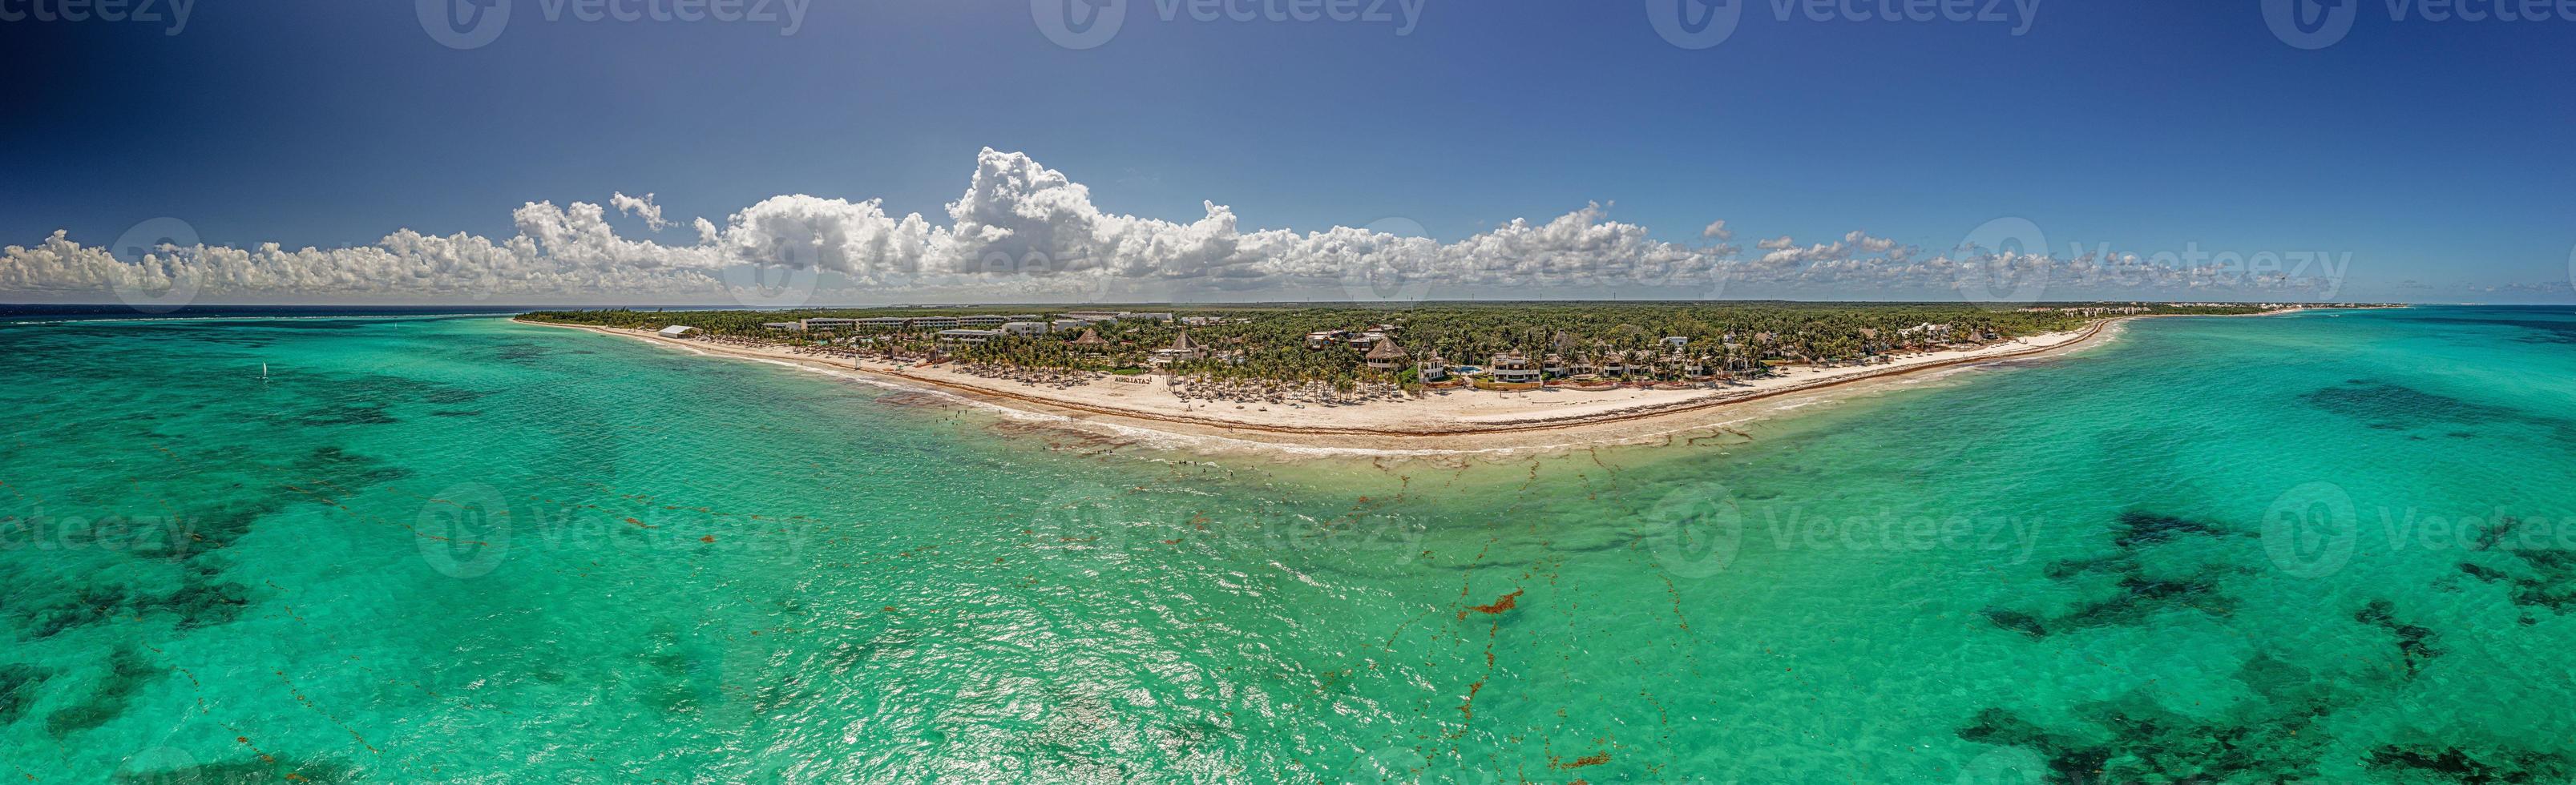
[4,1,2570,300]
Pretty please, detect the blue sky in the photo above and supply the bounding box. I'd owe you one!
[2,0,2571,304]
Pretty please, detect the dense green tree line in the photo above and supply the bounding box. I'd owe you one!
[519,301,2291,385]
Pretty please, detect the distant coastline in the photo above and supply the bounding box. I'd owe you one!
[518,302,2390,453]
[519,308,2368,454]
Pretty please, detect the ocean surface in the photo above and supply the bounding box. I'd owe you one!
[2,306,2573,783]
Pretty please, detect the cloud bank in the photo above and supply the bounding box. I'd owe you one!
[2,148,2348,305]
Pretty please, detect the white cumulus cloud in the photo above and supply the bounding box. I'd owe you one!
[1,148,2347,304]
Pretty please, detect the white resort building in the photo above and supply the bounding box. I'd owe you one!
[935,328,1003,344]
[1489,352,1541,384]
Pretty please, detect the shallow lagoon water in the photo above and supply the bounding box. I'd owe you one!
[2,307,2573,783]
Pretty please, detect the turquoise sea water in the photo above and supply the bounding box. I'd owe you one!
[3,306,2574,783]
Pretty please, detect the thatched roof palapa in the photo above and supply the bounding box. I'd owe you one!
[1363,336,1407,361]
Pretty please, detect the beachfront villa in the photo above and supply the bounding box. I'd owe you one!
[1363,337,1407,370]
[1420,355,1449,381]
[1489,352,1541,384]
[1149,332,1204,365]
[657,325,700,338]
[1541,353,1566,376]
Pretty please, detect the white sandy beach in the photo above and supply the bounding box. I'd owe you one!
[526,316,2155,456]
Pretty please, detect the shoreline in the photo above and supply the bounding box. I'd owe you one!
[514,311,2247,456]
